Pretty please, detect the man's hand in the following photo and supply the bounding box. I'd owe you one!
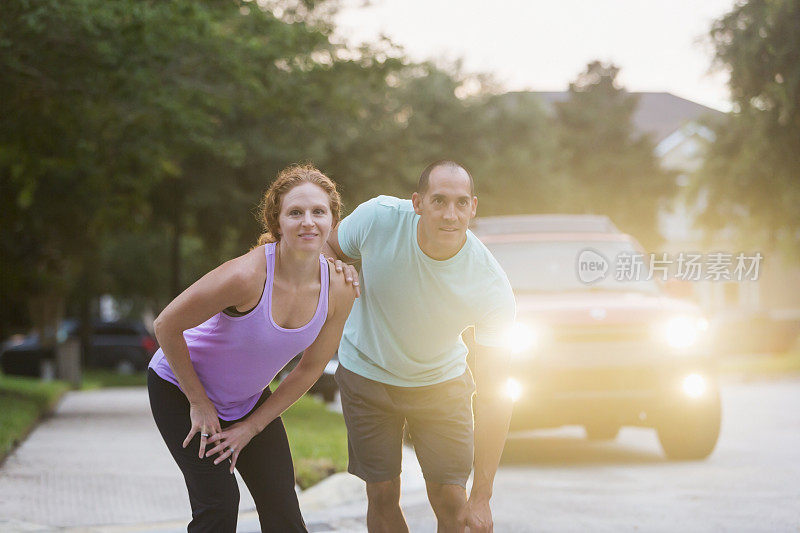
[327,257,360,298]
[459,494,493,532]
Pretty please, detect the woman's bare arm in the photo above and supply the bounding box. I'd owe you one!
[153,248,264,455]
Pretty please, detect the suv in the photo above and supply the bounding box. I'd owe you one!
[473,216,721,460]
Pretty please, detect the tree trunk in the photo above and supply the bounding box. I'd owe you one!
[78,284,92,382]
[170,184,184,298]
[28,294,64,350]
[27,293,65,380]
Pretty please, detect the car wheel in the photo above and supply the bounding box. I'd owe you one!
[657,389,722,460]
[584,424,621,441]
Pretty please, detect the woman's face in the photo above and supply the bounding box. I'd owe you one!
[277,182,334,253]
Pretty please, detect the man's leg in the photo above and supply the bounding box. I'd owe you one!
[335,365,407,532]
[402,370,475,532]
[425,481,467,532]
[366,477,408,533]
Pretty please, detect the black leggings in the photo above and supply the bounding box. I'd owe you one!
[147,369,307,532]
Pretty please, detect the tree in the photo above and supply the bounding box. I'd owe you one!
[0,0,169,341]
[314,57,558,215]
[0,0,342,343]
[465,91,560,216]
[554,61,675,248]
[1,0,567,346]
[698,0,800,257]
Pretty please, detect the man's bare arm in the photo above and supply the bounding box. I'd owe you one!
[324,224,355,263]
[324,224,360,297]
[462,344,513,531]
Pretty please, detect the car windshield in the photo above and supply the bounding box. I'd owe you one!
[485,239,660,294]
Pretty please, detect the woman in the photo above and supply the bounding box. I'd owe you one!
[147,164,355,532]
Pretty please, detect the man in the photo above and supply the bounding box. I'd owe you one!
[326,160,515,532]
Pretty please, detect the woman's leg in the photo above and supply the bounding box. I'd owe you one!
[147,370,240,533]
[234,415,307,532]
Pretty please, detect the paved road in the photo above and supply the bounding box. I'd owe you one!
[1,378,797,532]
[395,377,800,532]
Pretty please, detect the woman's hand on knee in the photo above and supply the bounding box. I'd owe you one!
[205,420,258,473]
[183,398,222,459]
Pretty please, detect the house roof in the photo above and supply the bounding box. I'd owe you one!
[512,91,724,143]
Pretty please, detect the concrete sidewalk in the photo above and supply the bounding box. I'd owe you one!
[0,388,429,532]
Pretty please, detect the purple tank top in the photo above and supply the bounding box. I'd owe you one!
[149,243,329,420]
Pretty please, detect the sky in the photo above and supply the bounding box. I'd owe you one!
[334,0,738,111]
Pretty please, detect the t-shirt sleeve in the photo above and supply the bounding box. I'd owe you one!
[336,197,381,260]
[473,278,516,348]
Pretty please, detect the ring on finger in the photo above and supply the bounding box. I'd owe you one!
[228,447,235,453]
[201,433,210,438]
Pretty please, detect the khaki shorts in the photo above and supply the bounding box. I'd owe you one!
[335,364,475,487]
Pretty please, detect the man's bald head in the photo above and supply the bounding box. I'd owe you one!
[417,160,475,196]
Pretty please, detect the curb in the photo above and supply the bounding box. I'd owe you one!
[299,472,366,512]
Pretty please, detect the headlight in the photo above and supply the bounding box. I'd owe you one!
[662,316,705,349]
[682,374,707,398]
[504,378,522,402]
[506,322,538,356]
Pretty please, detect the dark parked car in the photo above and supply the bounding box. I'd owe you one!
[1,319,158,376]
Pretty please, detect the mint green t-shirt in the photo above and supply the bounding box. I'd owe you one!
[337,196,516,386]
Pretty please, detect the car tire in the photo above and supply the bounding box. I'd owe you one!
[584,424,621,441]
[657,389,722,460]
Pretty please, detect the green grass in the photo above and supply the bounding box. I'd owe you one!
[80,369,147,389]
[282,394,348,489]
[0,374,70,460]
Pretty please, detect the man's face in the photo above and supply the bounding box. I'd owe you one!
[412,166,477,254]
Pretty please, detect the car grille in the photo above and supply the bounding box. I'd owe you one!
[536,366,665,393]
[551,324,651,343]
